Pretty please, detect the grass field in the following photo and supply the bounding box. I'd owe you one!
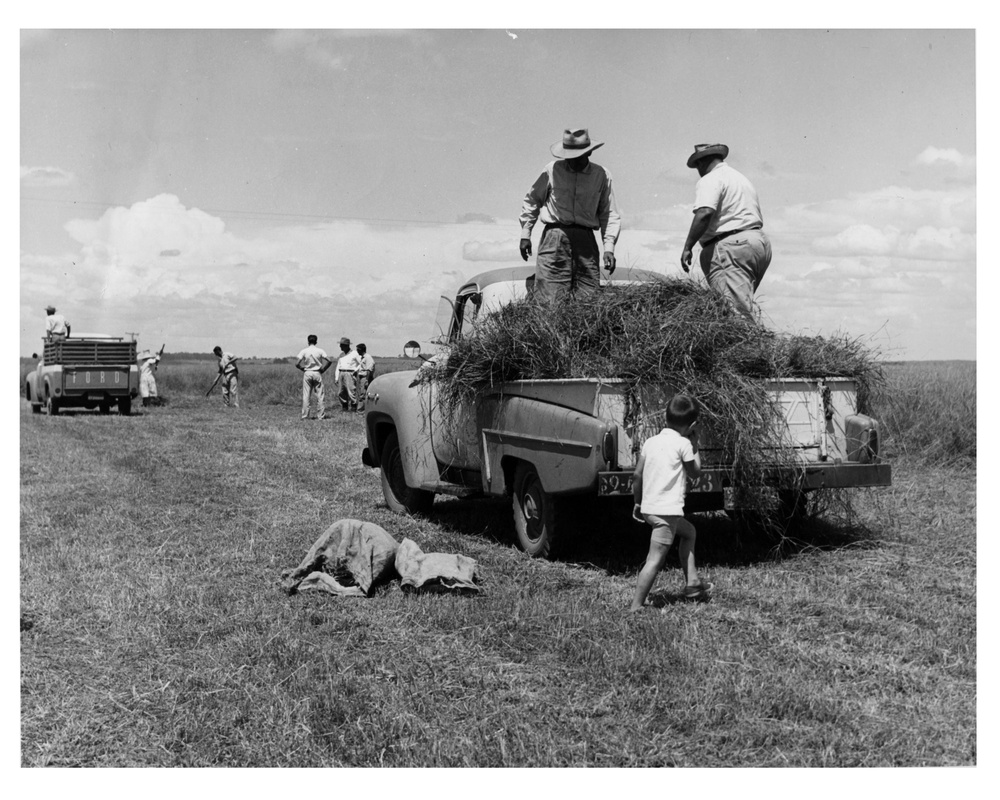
[20,360,976,767]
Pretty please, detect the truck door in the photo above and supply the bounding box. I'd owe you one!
[428,290,482,471]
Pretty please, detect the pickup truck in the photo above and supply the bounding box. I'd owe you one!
[361,266,891,558]
[25,334,140,416]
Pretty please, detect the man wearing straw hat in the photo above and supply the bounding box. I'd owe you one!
[137,348,161,408]
[680,143,771,317]
[519,128,621,302]
[44,305,69,341]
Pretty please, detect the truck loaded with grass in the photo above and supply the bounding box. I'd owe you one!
[361,266,891,558]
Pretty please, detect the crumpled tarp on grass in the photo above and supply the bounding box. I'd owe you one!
[282,519,479,597]
[395,537,479,593]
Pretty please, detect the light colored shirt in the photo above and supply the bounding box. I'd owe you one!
[138,355,160,377]
[693,162,764,244]
[46,313,68,336]
[519,159,622,253]
[356,353,375,374]
[335,350,362,381]
[296,345,329,372]
[218,352,238,376]
[639,428,697,516]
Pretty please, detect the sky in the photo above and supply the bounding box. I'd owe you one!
[18,23,981,361]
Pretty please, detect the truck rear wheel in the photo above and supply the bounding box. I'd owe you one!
[118,397,132,416]
[380,431,434,515]
[45,393,59,416]
[512,462,559,559]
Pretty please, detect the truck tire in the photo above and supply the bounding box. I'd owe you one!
[27,385,41,414]
[99,401,111,415]
[380,431,434,515]
[118,397,132,416]
[512,462,559,559]
[45,394,60,416]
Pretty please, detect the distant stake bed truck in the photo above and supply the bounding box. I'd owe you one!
[26,335,140,416]
[361,267,891,558]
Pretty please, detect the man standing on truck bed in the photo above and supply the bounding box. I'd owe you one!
[44,305,69,341]
[680,143,771,318]
[519,128,621,302]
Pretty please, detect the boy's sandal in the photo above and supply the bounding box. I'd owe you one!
[682,581,714,599]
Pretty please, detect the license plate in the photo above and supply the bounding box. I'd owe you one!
[598,472,634,495]
[598,470,721,496]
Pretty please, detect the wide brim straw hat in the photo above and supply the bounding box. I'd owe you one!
[550,128,604,160]
[687,143,729,168]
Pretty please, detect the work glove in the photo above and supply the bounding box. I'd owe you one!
[519,238,532,261]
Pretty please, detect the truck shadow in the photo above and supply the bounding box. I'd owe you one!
[429,495,880,576]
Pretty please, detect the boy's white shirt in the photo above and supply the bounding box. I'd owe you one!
[639,428,696,516]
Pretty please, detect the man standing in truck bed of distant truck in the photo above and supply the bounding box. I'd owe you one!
[45,305,69,341]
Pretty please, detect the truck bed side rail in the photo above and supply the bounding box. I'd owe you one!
[43,340,137,365]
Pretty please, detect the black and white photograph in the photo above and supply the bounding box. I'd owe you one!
[17,11,983,780]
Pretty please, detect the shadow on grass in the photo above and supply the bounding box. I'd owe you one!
[426,493,882,577]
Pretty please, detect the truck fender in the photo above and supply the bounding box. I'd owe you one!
[362,371,442,491]
[478,395,616,496]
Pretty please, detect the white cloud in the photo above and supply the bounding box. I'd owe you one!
[463,240,516,262]
[915,146,973,168]
[21,165,76,187]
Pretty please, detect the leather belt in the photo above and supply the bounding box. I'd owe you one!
[705,226,761,247]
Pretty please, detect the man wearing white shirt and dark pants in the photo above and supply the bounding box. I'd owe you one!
[680,143,771,318]
[335,337,361,412]
[353,343,376,414]
[295,334,333,420]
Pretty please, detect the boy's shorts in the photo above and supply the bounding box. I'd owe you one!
[642,513,695,546]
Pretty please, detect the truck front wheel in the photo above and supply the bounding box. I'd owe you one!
[512,463,559,559]
[380,431,434,515]
[27,385,41,414]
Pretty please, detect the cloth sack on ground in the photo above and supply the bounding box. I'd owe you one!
[394,537,479,593]
[283,519,399,597]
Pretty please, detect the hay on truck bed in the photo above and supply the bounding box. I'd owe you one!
[421,278,886,518]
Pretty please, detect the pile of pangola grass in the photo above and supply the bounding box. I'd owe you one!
[423,278,884,511]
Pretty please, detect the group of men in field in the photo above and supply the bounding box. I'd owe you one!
[293,335,376,420]
[40,307,374,419]
[205,336,375,418]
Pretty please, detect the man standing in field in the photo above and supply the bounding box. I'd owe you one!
[681,143,771,318]
[519,128,621,302]
[335,337,361,412]
[137,348,162,408]
[354,343,376,414]
[211,346,240,408]
[44,305,69,341]
[295,334,333,420]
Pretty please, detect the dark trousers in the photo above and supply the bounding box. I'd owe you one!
[534,224,601,302]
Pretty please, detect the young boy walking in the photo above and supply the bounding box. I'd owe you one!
[629,394,713,612]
